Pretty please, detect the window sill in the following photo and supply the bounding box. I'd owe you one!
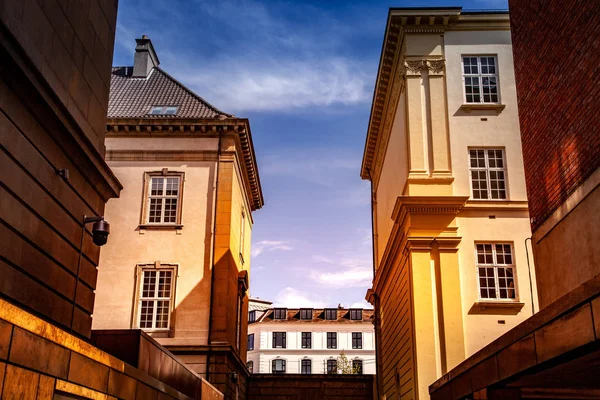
[474,301,524,310]
[460,103,506,113]
[139,224,183,230]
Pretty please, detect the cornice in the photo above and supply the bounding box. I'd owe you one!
[392,195,469,223]
[361,8,510,182]
[106,117,264,210]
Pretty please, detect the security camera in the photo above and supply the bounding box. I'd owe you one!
[84,216,110,247]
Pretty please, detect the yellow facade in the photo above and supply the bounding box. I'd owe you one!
[362,9,537,400]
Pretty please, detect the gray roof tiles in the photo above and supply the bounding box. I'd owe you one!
[108,67,232,119]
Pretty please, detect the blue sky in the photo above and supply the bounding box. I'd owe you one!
[112,0,508,309]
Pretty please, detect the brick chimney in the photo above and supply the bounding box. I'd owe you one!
[132,35,159,77]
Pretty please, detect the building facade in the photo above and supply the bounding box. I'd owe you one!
[361,8,537,400]
[91,37,264,399]
[247,302,376,375]
[429,1,600,399]
[0,2,221,399]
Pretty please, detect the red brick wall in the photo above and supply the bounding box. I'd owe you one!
[508,0,600,232]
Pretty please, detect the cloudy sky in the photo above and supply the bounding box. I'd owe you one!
[112,0,508,309]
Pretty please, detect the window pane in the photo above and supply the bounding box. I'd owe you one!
[165,177,179,196]
[158,270,172,297]
[140,300,154,328]
[148,198,163,223]
[142,271,157,297]
[156,300,170,328]
[151,178,163,196]
[164,198,178,223]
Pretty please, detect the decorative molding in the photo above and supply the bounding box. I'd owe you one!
[427,59,446,75]
[460,103,505,113]
[473,301,525,311]
[392,196,470,223]
[405,59,425,75]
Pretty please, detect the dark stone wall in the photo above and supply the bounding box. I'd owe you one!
[247,374,374,400]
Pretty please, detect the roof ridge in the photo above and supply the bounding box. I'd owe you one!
[155,67,233,118]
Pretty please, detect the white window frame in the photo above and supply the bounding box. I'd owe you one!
[135,264,177,331]
[468,148,508,200]
[142,171,184,226]
[272,358,286,374]
[461,55,501,104]
[301,358,312,374]
[475,243,518,302]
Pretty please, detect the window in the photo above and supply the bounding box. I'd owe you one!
[462,56,499,104]
[301,332,312,349]
[326,332,337,349]
[326,359,337,374]
[246,361,253,373]
[273,332,286,348]
[149,105,179,115]
[249,310,256,323]
[143,172,184,225]
[272,359,286,374]
[248,333,255,351]
[301,359,312,374]
[273,308,287,319]
[324,309,337,320]
[352,332,363,349]
[138,268,175,330]
[300,308,313,320]
[353,360,363,375]
[469,149,507,200]
[477,243,516,301]
[349,309,362,320]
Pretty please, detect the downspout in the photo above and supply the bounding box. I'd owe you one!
[367,169,383,399]
[207,131,222,381]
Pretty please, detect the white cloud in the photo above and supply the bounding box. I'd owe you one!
[349,300,372,309]
[309,255,373,288]
[173,58,371,112]
[273,287,329,308]
[251,240,293,258]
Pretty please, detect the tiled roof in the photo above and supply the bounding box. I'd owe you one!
[108,67,232,119]
[253,308,374,324]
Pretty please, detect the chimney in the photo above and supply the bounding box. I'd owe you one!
[132,35,159,77]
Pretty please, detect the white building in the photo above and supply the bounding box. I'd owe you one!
[247,299,376,375]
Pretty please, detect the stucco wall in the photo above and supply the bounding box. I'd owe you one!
[94,160,215,343]
[445,30,527,200]
[375,91,407,265]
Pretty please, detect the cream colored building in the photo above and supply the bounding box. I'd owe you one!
[246,301,376,375]
[361,8,537,400]
[92,36,263,400]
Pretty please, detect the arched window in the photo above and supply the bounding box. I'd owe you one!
[272,358,286,374]
[246,361,253,373]
[301,359,311,374]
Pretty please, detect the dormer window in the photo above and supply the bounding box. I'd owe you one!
[149,106,179,115]
[273,308,287,320]
[324,309,337,320]
[299,309,313,320]
[349,309,363,320]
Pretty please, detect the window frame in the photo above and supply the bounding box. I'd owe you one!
[326,359,338,374]
[133,262,178,332]
[301,359,312,374]
[475,242,518,302]
[149,105,179,115]
[248,310,256,323]
[352,332,363,349]
[349,309,363,320]
[299,308,313,320]
[326,332,337,349]
[273,308,287,320]
[468,148,508,200]
[272,332,286,348]
[353,359,364,375]
[248,333,255,351]
[461,55,501,104]
[324,309,337,320]
[301,332,312,349]
[272,359,286,374]
[140,171,185,227]
[246,361,253,373]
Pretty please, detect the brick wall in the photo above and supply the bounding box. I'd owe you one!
[247,374,374,400]
[508,0,600,232]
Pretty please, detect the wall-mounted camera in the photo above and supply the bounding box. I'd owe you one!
[83,216,111,247]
